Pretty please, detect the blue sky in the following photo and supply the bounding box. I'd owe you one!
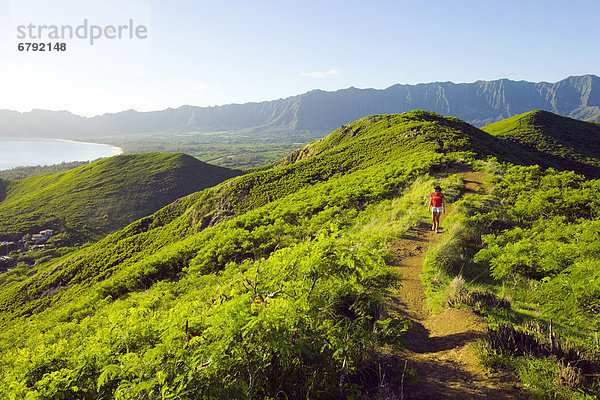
[1,0,599,116]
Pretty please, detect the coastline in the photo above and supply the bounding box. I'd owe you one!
[0,137,123,152]
[54,138,124,155]
[0,138,123,170]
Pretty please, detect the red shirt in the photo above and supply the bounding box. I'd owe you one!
[430,192,444,207]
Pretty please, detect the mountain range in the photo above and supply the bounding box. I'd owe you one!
[1,74,598,139]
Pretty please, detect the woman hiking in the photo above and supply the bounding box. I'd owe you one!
[428,185,445,233]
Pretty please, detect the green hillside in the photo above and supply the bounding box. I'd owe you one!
[0,153,241,243]
[0,112,475,319]
[482,110,600,177]
[1,110,599,398]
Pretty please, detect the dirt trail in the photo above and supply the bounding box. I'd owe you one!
[385,171,528,399]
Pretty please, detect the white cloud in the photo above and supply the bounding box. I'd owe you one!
[195,83,211,91]
[301,68,341,78]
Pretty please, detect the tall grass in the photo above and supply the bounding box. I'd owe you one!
[352,176,436,246]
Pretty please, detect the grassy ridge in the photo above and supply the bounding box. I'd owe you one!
[2,110,600,398]
[0,112,463,322]
[0,111,491,398]
[482,110,600,177]
[0,153,241,242]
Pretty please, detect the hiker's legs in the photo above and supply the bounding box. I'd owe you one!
[431,211,436,230]
[433,211,441,231]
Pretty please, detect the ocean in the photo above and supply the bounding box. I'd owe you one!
[0,139,122,170]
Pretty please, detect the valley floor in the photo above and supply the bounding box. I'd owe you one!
[386,171,529,399]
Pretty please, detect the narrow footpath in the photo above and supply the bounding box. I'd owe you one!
[385,171,529,399]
